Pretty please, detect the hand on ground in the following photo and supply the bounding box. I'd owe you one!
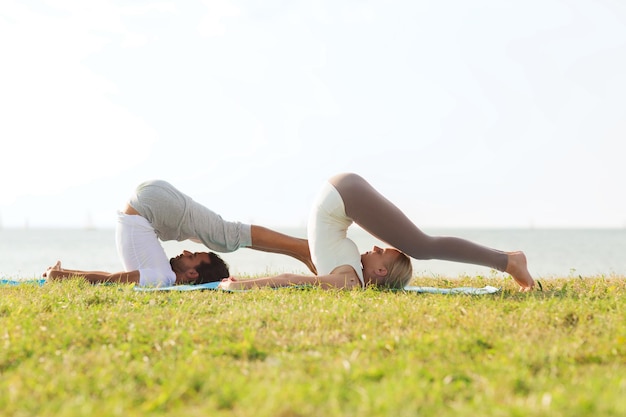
[42,260,62,278]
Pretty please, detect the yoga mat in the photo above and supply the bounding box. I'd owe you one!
[402,285,500,295]
[134,282,500,294]
[134,281,222,291]
[0,278,46,286]
[1,279,500,294]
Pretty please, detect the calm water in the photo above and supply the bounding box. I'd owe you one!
[1,228,626,279]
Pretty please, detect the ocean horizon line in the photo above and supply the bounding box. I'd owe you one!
[2,225,626,231]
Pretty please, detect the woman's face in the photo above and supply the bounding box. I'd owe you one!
[361,246,401,284]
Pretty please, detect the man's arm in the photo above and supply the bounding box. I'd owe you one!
[46,269,140,284]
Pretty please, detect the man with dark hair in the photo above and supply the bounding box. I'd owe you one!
[169,251,231,285]
[185,251,231,284]
[44,180,315,287]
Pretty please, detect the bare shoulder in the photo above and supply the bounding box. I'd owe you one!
[330,264,359,277]
[317,265,361,289]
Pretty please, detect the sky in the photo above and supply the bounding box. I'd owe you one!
[1,0,625,230]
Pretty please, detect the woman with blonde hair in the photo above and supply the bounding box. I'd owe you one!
[220,173,534,292]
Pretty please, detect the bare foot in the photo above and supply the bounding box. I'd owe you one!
[292,239,317,274]
[42,260,62,278]
[302,255,318,275]
[505,252,535,292]
[294,239,317,274]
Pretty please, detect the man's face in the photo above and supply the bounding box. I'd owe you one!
[170,250,211,274]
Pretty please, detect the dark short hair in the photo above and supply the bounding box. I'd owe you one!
[194,252,230,284]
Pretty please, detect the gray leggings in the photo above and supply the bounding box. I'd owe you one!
[329,173,509,272]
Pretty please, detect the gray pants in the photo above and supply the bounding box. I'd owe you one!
[128,180,252,252]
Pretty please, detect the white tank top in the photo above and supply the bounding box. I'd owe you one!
[307,182,364,287]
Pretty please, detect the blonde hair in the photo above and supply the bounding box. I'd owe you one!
[383,251,413,288]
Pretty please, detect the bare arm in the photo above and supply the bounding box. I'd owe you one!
[47,267,112,275]
[46,268,140,284]
[218,265,361,290]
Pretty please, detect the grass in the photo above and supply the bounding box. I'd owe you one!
[1,275,625,417]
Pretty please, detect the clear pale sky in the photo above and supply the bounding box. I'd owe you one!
[1,0,625,229]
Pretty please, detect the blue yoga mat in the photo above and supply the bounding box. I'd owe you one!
[403,285,500,295]
[1,279,499,294]
[0,278,47,286]
[134,281,223,291]
[134,282,500,294]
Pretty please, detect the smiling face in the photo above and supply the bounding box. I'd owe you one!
[170,250,211,284]
[360,246,402,285]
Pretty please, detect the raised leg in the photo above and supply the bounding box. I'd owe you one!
[330,173,534,290]
[249,225,317,274]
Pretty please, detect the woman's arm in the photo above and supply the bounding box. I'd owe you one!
[218,265,361,290]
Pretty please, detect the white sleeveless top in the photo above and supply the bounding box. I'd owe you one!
[307,181,365,287]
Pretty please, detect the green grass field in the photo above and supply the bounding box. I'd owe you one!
[1,276,625,417]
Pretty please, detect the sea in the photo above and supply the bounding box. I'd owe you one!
[2,227,626,280]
